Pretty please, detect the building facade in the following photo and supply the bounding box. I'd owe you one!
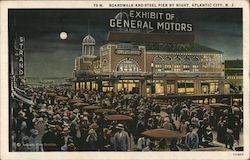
[73,31,227,97]
[224,60,243,93]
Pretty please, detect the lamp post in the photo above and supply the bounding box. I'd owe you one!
[151,61,154,95]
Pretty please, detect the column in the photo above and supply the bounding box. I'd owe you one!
[219,80,224,94]
[82,44,84,56]
[98,80,102,92]
[164,80,168,95]
[175,80,178,94]
[140,79,147,96]
[113,79,119,92]
[90,81,92,90]
[83,45,87,55]
[196,79,201,95]
[84,81,87,90]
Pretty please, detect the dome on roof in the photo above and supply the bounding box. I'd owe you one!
[115,11,129,20]
[82,34,95,44]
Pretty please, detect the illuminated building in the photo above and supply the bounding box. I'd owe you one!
[224,60,243,93]
[73,31,227,96]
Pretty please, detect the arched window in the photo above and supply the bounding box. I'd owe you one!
[183,57,191,72]
[102,59,109,72]
[163,56,172,72]
[154,56,164,63]
[116,58,141,72]
[192,57,199,63]
[192,57,199,72]
[173,56,182,72]
[154,56,164,72]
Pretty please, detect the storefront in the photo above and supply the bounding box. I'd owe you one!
[177,80,195,94]
[201,80,219,94]
[102,81,113,92]
[117,80,139,93]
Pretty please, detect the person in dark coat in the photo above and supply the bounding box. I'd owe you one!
[101,128,112,151]
[201,127,213,147]
[174,103,181,120]
[85,123,99,151]
[41,125,61,151]
[217,117,227,143]
[232,115,241,144]
[225,129,234,150]
[135,117,146,142]
[79,117,89,150]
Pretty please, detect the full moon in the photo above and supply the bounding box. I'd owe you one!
[60,32,67,40]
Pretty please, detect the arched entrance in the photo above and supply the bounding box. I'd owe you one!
[115,58,141,93]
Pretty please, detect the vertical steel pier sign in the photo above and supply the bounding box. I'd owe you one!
[15,36,25,76]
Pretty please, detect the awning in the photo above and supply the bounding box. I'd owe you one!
[12,90,34,105]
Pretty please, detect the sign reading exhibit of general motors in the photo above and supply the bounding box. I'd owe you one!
[110,10,193,31]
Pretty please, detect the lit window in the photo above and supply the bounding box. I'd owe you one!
[183,65,190,72]
[210,83,219,93]
[154,56,164,72]
[177,81,194,94]
[192,57,199,72]
[183,57,191,72]
[116,58,140,72]
[155,82,164,95]
[173,57,182,72]
[164,57,172,72]
[224,84,230,94]
[192,65,199,72]
[164,64,172,72]
[155,64,162,72]
[173,65,181,72]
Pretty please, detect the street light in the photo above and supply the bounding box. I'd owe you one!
[151,61,155,94]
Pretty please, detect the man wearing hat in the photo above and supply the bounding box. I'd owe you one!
[86,126,98,151]
[114,124,130,151]
[28,129,42,151]
[35,117,47,142]
[16,111,28,142]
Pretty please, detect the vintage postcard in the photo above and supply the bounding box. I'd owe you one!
[0,0,249,160]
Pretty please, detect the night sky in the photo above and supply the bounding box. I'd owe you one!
[9,9,242,78]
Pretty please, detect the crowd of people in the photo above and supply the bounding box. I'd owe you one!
[11,86,243,151]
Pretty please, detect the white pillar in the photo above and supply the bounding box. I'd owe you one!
[84,46,86,55]
[82,44,84,56]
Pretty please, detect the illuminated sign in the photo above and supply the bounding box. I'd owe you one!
[16,36,25,76]
[110,10,193,32]
[115,49,141,55]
